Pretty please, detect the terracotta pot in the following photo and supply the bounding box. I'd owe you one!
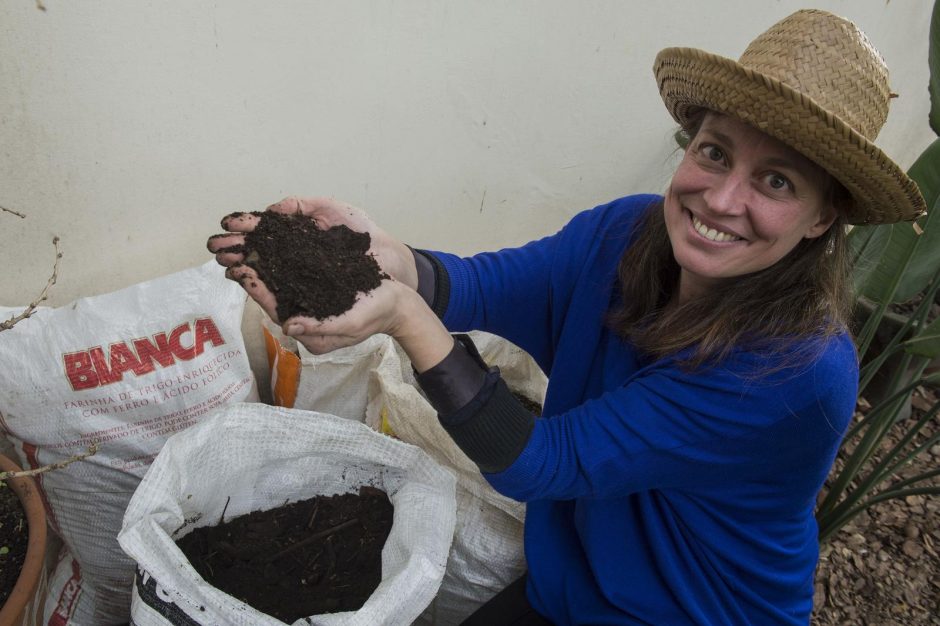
[0,454,47,626]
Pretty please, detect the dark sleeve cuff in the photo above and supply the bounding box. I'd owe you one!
[411,248,450,319]
[410,246,436,308]
[415,337,488,415]
[422,334,535,474]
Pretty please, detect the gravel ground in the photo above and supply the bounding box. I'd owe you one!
[812,386,940,625]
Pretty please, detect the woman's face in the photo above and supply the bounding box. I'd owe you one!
[664,113,836,302]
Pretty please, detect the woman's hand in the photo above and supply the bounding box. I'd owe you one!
[207,196,418,290]
[206,196,451,366]
[226,262,453,369]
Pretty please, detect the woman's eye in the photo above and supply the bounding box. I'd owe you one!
[703,145,724,162]
[766,173,792,191]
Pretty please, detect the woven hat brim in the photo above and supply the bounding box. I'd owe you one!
[654,47,926,225]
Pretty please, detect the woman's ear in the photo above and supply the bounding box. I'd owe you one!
[805,204,838,239]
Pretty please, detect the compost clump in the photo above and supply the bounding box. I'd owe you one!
[240,211,389,321]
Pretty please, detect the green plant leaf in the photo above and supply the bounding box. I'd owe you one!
[930,0,940,134]
[857,139,940,303]
[848,224,890,296]
[823,0,940,548]
[894,139,940,301]
[855,220,919,303]
[903,315,940,357]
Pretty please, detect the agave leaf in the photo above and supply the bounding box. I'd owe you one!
[930,0,940,134]
[857,139,940,304]
[848,223,891,296]
[903,315,940,357]
[894,140,940,301]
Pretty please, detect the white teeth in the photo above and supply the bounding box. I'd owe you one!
[692,216,741,242]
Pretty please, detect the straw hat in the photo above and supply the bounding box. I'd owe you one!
[653,9,926,225]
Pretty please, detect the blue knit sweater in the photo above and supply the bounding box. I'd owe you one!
[429,194,858,625]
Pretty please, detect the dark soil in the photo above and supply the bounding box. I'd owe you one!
[812,385,940,625]
[0,481,28,606]
[511,391,542,416]
[231,211,389,321]
[176,486,394,622]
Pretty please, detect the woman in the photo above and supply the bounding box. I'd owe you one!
[209,10,925,625]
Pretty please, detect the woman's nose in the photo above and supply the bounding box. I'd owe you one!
[704,171,748,216]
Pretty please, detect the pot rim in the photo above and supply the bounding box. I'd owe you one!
[0,453,48,626]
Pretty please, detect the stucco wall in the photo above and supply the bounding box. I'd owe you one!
[0,1,933,307]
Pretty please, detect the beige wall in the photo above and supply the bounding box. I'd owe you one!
[0,0,934,307]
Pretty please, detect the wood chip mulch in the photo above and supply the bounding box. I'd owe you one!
[812,385,940,626]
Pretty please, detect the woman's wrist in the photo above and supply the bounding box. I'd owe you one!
[379,237,419,291]
[390,286,455,373]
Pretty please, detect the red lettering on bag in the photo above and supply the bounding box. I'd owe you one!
[90,346,119,386]
[109,342,148,378]
[193,317,225,354]
[63,318,227,390]
[133,334,175,369]
[63,351,99,390]
[168,322,196,360]
[48,558,83,626]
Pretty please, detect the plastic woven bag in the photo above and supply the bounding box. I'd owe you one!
[118,402,457,626]
[0,261,257,624]
[366,331,546,624]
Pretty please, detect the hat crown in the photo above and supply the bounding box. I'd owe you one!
[737,9,890,141]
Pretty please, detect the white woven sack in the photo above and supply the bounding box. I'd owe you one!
[366,331,546,624]
[118,402,457,626]
[292,332,392,422]
[0,261,258,625]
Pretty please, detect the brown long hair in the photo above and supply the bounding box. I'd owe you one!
[610,127,854,369]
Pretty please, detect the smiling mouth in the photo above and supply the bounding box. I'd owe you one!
[691,215,743,243]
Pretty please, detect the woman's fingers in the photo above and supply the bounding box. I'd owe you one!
[280,281,402,353]
[266,196,367,231]
[293,334,355,356]
[225,264,280,323]
[207,233,247,266]
[207,212,261,265]
[265,196,306,214]
[281,315,360,355]
[219,211,262,233]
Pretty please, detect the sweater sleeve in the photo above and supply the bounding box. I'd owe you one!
[427,238,558,368]
[419,195,657,371]
[484,333,859,503]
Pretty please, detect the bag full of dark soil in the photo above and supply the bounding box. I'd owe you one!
[118,402,456,626]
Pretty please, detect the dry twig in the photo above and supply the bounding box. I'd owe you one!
[1,205,27,219]
[0,443,98,481]
[265,517,360,563]
[0,233,61,332]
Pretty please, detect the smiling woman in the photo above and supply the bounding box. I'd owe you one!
[208,9,926,626]
[614,108,857,368]
[665,113,838,301]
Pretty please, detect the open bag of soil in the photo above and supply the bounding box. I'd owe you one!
[118,402,457,626]
[256,329,543,624]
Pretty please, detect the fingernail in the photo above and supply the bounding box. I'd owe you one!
[285,324,304,337]
[206,233,226,251]
[221,212,245,229]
